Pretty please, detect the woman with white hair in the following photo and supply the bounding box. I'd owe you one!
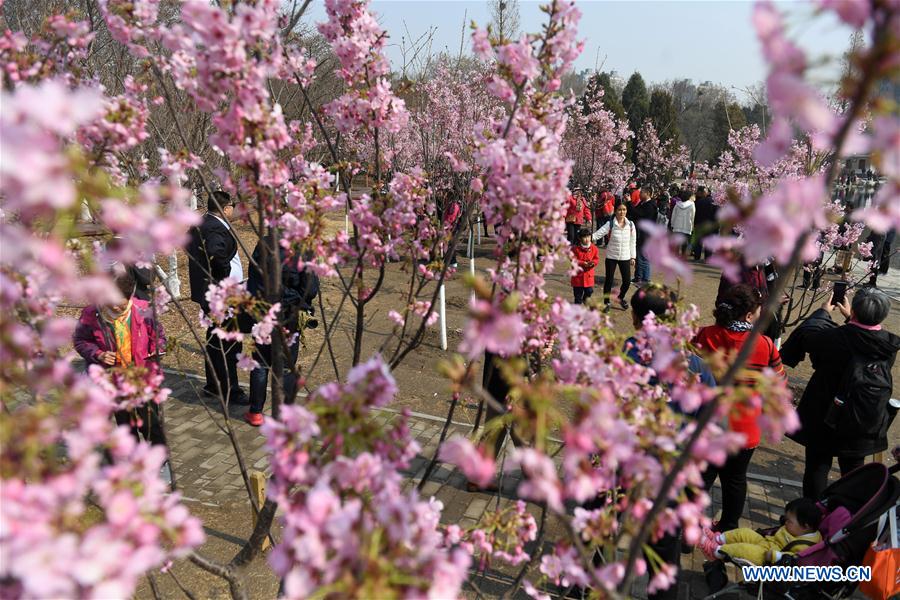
[781,286,899,499]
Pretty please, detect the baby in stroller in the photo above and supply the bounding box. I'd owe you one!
[699,498,822,565]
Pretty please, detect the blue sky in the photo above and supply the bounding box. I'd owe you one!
[303,1,855,101]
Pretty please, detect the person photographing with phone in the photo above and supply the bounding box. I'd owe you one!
[781,286,900,499]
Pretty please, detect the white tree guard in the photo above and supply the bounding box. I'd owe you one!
[154,252,182,298]
[439,283,447,351]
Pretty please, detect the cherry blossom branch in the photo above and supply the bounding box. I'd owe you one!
[416,391,462,491]
[147,61,259,273]
[187,552,247,600]
[166,569,199,600]
[500,503,547,600]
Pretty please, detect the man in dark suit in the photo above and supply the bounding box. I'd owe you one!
[692,186,718,261]
[628,190,658,284]
[186,191,248,404]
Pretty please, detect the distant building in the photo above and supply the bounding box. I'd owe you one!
[843,154,872,175]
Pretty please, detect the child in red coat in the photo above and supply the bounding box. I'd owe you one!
[571,228,599,305]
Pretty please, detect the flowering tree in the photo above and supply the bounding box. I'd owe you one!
[1,1,899,600]
[562,76,633,193]
[699,124,807,205]
[633,121,690,195]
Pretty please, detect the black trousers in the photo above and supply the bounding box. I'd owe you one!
[647,528,681,600]
[114,402,167,446]
[566,222,579,245]
[586,498,681,600]
[702,447,755,531]
[483,351,524,460]
[204,325,243,400]
[692,235,712,260]
[802,447,865,500]
[603,259,631,303]
[573,286,593,304]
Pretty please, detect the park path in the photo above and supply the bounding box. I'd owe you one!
[160,368,872,600]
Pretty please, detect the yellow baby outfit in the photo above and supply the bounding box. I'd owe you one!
[720,526,821,565]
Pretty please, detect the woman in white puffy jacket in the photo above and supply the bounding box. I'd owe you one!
[670,190,696,255]
[592,202,637,312]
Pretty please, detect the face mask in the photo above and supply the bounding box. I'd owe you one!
[580,240,591,248]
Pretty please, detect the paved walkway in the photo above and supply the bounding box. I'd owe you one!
[161,370,864,599]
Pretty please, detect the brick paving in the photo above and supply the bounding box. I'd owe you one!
[161,369,866,599]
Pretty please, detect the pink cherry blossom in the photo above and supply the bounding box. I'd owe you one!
[439,436,496,487]
[640,221,693,284]
[508,448,564,512]
[816,0,870,28]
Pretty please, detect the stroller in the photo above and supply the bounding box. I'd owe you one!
[704,462,900,599]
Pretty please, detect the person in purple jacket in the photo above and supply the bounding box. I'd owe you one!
[73,271,169,452]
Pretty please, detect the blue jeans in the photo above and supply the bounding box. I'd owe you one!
[249,339,300,415]
[635,249,651,282]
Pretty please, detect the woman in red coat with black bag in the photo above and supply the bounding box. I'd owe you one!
[692,284,787,532]
[571,228,599,305]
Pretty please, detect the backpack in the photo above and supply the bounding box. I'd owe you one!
[827,343,893,438]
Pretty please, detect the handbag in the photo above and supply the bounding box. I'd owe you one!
[859,505,900,600]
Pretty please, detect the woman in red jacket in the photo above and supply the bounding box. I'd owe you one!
[571,228,599,305]
[73,271,168,449]
[565,190,592,244]
[692,284,786,532]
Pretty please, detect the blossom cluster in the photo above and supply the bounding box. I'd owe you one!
[0,72,205,597]
[87,364,171,413]
[633,121,689,196]
[97,0,159,58]
[445,500,538,570]
[562,84,633,193]
[263,358,470,599]
[317,0,408,136]
[0,13,94,86]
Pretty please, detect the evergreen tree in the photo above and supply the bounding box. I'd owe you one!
[594,72,625,120]
[622,72,650,139]
[742,102,770,134]
[711,101,748,159]
[648,89,678,143]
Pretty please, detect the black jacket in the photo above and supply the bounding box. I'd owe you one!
[186,213,238,312]
[694,196,718,229]
[246,240,320,335]
[781,309,900,456]
[129,265,155,301]
[628,200,659,249]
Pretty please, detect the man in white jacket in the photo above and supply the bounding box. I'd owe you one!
[670,190,696,256]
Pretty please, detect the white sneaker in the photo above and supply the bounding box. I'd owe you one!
[160,460,173,487]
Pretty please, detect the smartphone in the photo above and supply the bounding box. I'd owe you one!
[831,280,848,305]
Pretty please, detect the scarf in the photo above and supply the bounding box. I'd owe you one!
[726,320,754,332]
[849,319,882,331]
[101,299,133,366]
